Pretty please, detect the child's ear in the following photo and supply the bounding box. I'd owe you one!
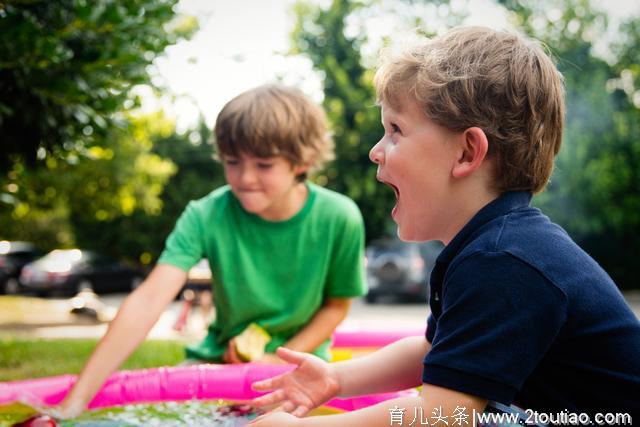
[451,127,489,178]
[293,164,309,176]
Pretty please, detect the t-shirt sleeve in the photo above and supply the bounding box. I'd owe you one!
[422,251,567,404]
[324,202,367,298]
[157,201,206,272]
[426,313,436,343]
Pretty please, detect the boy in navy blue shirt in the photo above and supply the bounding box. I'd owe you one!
[250,26,640,426]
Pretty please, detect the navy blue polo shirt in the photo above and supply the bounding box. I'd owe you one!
[423,191,640,416]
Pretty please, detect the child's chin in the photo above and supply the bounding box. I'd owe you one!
[396,226,424,243]
[396,227,413,242]
[237,198,267,212]
[242,204,266,214]
[235,201,261,215]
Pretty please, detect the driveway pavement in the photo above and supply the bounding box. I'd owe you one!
[1,292,639,342]
[0,294,430,342]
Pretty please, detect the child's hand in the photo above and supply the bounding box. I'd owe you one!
[17,394,84,420]
[248,411,300,426]
[45,401,84,420]
[223,338,243,363]
[250,347,340,417]
[254,353,286,364]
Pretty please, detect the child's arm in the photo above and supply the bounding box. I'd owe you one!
[250,384,486,426]
[279,297,352,355]
[52,264,187,417]
[334,335,429,396]
[252,336,429,415]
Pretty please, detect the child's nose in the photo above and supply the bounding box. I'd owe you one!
[369,139,385,164]
[239,165,258,185]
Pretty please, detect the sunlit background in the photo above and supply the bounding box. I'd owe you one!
[151,0,640,130]
[1,0,640,290]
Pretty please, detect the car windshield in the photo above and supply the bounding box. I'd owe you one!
[0,241,34,255]
[35,249,86,273]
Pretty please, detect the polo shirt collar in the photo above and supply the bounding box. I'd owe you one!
[436,191,533,267]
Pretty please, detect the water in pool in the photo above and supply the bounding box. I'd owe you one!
[0,400,284,427]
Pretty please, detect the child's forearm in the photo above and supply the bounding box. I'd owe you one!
[283,298,351,353]
[334,336,429,397]
[61,265,186,412]
[63,292,157,408]
[298,395,424,426]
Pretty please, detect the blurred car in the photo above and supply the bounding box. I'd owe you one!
[173,259,214,331]
[19,249,144,296]
[0,241,42,294]
[365,239,443,303]
[186,259,212,286]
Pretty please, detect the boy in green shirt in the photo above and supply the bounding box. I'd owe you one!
[54,84,367,417]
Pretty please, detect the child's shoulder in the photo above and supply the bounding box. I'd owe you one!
[459,205,608,290]
[309,183,362,220]
[464,205,567,258]
[186,185,234,215]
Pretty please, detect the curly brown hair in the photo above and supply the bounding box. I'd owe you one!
[374,26,565,194]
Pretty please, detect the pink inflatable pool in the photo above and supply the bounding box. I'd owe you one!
[0,364,416,412]
[332,323,425,348]
[0,324,424,416]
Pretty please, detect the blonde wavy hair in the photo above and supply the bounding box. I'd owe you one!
[374,26,565,193]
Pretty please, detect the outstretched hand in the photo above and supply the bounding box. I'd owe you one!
[44,402,84,420]
[250,347,340,417]
[17,394,84,421]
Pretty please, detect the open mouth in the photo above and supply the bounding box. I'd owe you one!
[376,174,400,218]
[236,187,262,194]
[379,179,399,200]
[388,183,399,200]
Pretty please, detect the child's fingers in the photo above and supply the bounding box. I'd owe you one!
[251,389,286,407]
[18,394,76,419]
[291,405,310,418]
[274,401,310,417]
[275,347,306,365]
[280,401,295,413]
[251,374,283,391]
[226,339,243,364]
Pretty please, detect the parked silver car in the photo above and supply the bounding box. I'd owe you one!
[365,239,443,303]
[20,249,143,296]
[0,241,42,294]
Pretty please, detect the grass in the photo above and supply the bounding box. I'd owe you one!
[0,338,185,382]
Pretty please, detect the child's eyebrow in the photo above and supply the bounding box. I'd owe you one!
[384,112,405,127]
[381,109,394,123]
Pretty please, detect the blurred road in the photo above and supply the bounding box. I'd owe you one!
[1,291,639,342]
[0,294,430,342]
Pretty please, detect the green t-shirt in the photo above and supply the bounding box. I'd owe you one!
[157,182,367,361]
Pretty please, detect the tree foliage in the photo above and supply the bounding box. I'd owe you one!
[0,0,196,171]
[0,107,226,265]
[0,0,200,263]
[0,111,177,261]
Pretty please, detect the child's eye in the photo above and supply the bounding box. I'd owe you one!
[391,123,402,134]
[257,163,274,169]
[224,158,239,166]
